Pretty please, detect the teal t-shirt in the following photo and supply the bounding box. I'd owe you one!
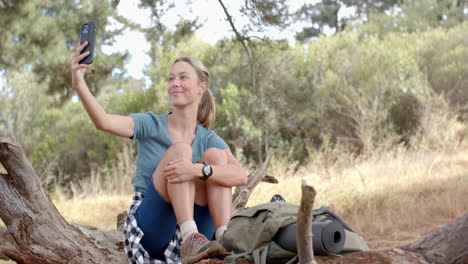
[129,112,229,195]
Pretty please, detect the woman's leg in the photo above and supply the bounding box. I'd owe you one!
[152,144,224,263]
[152,142,196,225]
[135,182,178,260]
[136,142,195,259]
[199,148,232,239]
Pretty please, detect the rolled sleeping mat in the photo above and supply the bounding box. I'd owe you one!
[273,220,346,255]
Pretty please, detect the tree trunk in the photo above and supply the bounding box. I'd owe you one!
[0,134,126,264]
[1,133,467,264]
[400,213,468,264]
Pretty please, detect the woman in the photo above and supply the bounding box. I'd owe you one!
[71,42,248,264]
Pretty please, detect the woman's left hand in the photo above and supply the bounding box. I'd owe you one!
[163,159,199,183]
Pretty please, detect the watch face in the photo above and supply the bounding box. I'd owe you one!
[203,165,212,176]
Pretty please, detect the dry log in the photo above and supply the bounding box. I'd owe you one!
[296,180,317,264]
[400,213,468,264]
[0,134,126,264]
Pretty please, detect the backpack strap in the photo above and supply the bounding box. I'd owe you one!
[253,245,269,264]
[225,244,297,264]
[224,245,269,264]
[313,208,354,232]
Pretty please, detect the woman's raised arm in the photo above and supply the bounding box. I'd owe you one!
[71,42,134,138]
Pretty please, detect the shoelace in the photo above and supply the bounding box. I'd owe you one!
[192,233,208,243]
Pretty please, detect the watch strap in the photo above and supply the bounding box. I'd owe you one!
[200,161,211,181]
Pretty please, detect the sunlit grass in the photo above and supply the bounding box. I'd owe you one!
[248,146,468,250]
[53,194,133,231]
[49,146,468,251]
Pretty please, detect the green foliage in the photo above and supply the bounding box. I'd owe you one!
[216,83,262,158]
[297,0,466,41]
[30,109,63,173]
[0,70,50,153]
[0,0,127,103]
[355,0,467,36]
[416,22,468,116]
[296,0,401,41]
[240,0,293,30]
[304,32,430,152]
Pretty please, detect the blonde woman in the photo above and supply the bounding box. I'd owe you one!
[71,42,247,264]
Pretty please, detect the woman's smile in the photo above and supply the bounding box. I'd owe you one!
[170,90,184,96]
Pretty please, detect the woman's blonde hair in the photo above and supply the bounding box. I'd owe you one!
[173,56,216,129]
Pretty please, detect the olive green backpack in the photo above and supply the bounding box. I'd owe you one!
[222,202,369,264]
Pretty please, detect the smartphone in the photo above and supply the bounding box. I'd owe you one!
[79,21,97,64]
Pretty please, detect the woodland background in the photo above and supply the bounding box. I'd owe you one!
[0,0,467,257]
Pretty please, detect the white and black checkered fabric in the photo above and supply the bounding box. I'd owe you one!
[123,192,183,264]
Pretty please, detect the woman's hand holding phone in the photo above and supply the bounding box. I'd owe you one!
[71,41,91,87]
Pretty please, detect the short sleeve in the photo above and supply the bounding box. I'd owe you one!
[206,132,229,150]
[129,112,159,140]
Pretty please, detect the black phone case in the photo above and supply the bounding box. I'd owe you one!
[79,21,96,64]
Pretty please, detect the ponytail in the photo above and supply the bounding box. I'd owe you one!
[173,56,215,129]
[197,89,216,129]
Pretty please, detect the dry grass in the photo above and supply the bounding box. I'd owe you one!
[248,145,468,250]
[244,97,468,250]
[43,145,467,252]
[53,194,133,231]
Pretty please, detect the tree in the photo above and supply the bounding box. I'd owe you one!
[216,0,301,162]
[0,0,127,104]
[0,71,50,153]
[294,0,467,41]
[359,0,468,36]
[295,0,401,41]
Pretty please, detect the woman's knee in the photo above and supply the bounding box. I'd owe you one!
[167,142,193,159]
[152,142,193,198]
[201,148,227,165]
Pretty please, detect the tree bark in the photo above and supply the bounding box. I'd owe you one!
[0,134,126,264]
[400,213,468,264]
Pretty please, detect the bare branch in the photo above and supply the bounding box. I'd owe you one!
[296,180,317,264]
[217,0,257,92]
[232,153,273,214]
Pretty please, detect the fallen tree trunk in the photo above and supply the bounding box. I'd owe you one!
[1,134,467,264]
[400,213,468,264]
[0,134,126,264]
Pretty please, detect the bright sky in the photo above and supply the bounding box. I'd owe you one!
[103,0,312,79]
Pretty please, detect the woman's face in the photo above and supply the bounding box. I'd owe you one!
[168,61,206,108]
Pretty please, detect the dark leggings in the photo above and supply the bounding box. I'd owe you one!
[135,182,214,260]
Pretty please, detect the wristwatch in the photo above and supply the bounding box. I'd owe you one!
[200,161,213,181]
